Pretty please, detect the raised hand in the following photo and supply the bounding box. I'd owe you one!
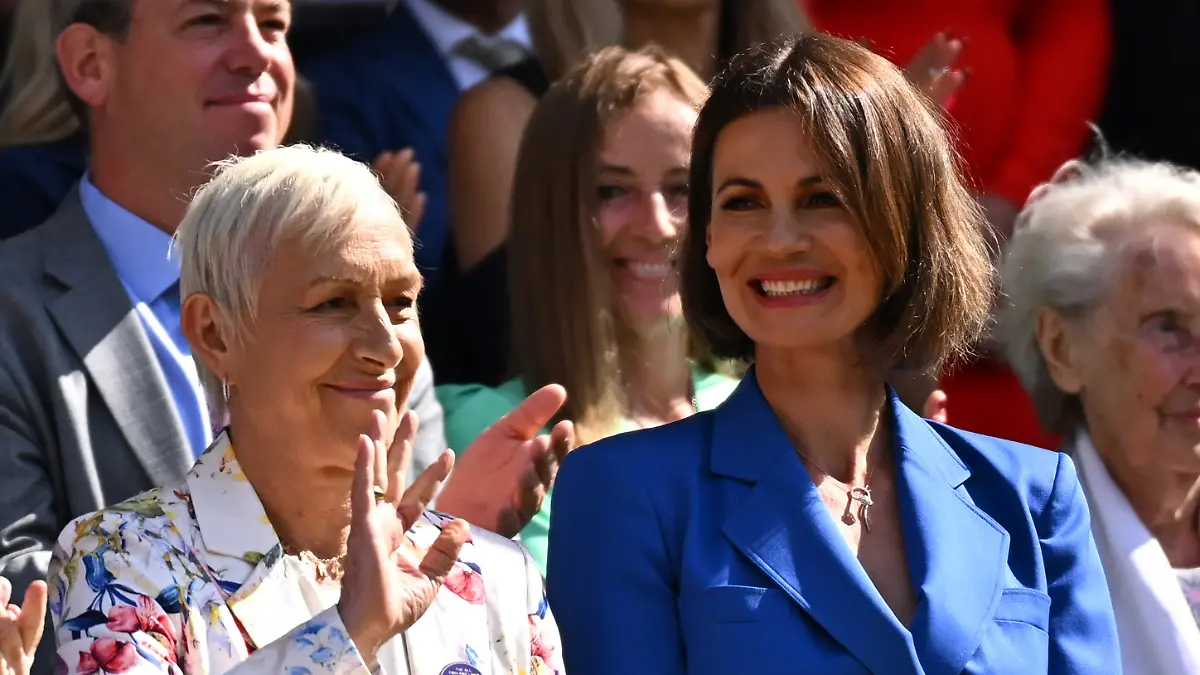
[373,148,427,234]
[905,32,966,108]
[435,385,576,538]
[0,576,45,675]
[337,410,470,665]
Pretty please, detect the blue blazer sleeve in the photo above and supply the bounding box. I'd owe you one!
[547,445,686,674]
[1040,451,1121,673]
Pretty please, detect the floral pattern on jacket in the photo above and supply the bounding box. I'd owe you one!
[48,431,565,675]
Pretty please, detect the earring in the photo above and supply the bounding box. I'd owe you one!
[221,379,230,402]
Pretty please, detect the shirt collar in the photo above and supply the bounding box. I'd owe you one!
[80,174,180,304]
[404,0,530,58]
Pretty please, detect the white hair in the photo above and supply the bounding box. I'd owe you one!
[173,144,406,420]
[1000,158,1200,432]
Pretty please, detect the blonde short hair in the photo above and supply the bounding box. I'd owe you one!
[173,144,406,418]
[1001,158,1200,432]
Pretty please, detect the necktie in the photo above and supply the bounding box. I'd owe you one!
[158,281,211,455]
[454,34,528,73]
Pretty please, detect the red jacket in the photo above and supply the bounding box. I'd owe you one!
[806,0,1110,207]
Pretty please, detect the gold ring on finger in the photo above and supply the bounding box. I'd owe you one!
[372,485,386,503]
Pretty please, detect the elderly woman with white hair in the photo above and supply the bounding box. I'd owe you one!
[1002,157,1200,673]
[46,145,566,675]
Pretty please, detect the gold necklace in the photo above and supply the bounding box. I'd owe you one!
[794,449,878,533]
[282,543,347,582]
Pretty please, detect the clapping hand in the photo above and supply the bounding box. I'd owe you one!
[0,576,45,675]
[373,149,427,234]
[436,385,576,538]
[338,410,469,665]
[905,32,966,108]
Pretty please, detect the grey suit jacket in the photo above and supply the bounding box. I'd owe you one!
[0,190,446,671]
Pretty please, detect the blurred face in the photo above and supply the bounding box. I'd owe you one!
[596,89,695,332]
[102,0,294,170]
[1062,223,1200,479]
[224,207,423,468]
[705,108,883,353]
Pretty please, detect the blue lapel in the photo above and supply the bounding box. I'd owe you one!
[892,397,1009,675]
[713,371,922,675]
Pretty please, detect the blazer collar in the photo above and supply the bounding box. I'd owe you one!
[42,189,192,487]
[712,369,1008,675]
[184,431,315,651]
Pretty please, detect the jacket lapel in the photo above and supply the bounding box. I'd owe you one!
[714,372,922,675]
[42,191,192,487]
[891,395,1009,675]
[185,433,315,650]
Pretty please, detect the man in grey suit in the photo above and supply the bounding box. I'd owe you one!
[0,1,571,671]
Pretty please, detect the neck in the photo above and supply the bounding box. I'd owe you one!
[618,320,693,421]
[429,0,523,34]
[87,135,209,234]
[754,343,888,484]
[1105,448,1200,567]
[227,418,353,560]
[621,3,720,80]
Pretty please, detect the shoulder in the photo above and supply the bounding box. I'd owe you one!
[451,76,537,135]
[928,421,1072,518]
[437,379,528,452]
[557,413,713,498]
[51,487,193,605]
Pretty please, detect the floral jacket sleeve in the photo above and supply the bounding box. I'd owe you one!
[49,501,374,675]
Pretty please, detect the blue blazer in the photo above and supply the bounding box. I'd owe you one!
[547,370,1119,674]
[299,4,457,295]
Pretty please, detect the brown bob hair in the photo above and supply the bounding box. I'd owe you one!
[508,45,710,437]
[681,34,996,373]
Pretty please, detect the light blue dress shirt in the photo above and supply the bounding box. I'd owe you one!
[81,176,212,457]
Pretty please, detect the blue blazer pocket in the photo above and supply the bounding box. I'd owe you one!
[677,585,793,624]
[994,587,1051,633]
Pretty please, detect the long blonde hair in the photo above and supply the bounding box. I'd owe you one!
[0,0,82,146]
[528,0,812,82]
[508,45,713,441]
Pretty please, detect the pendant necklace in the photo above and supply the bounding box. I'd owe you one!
[795,449,877,533]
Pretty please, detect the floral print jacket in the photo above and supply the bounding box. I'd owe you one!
[48,431,564,675]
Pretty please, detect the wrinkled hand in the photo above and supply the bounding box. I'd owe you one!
[0,577,45,675]
[338,410,469,665]
[905,32,966,108]
[436,385,576,538]
[373,148,427,233]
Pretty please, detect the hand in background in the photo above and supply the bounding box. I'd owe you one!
[338,410,469,665]
[905,32,966,108]
[0,576,45,675]
[374,149,427,234]
[436,385,576,538]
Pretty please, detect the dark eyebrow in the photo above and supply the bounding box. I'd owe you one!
[179,0,289,12]
[716,175,825,193]
[598,164,636,176]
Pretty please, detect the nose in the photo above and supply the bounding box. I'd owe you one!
[763,207,813,255]
[351,302,404,370]
[225,12,274,76]
[637,192,681,244]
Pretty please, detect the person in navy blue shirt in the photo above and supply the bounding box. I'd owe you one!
[548,34,1120,674]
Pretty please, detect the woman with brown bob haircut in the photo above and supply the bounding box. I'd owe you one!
[437,45,739,577]
[547,34,1119,674]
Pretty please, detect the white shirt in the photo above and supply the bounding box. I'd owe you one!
[404,0,532,91]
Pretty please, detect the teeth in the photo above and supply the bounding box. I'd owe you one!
[627,262,673,279]
[760,279,830,296]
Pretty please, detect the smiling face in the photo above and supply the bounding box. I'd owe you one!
[596,88,696,333]
[221,205,423,469]
[1057,222,1200,479]
[704,108,883,355]
[98,0,295,170]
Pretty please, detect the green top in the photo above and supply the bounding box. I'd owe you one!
[435,365,739,576]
